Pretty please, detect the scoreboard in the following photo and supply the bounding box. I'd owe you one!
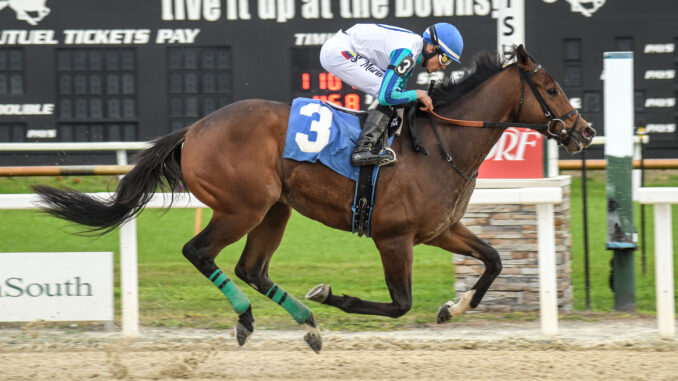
[527,0,677,159]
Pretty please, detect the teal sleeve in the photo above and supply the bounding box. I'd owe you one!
[378,48,418,106]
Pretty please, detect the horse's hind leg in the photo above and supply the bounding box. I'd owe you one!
[182,211,261,345]
[426,222,502,323]
[307,235,415,318]
[234,202,322,352]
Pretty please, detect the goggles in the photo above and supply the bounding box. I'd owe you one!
[437,51,452,66]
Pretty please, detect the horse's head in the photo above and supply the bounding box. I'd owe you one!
[513,45,596,153]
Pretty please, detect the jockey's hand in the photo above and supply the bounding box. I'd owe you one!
[416,90,434,112]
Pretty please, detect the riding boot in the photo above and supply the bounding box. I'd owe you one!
[351,107,396,167]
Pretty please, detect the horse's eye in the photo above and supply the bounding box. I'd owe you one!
[547,88,558,96]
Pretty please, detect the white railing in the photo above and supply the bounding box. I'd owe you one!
[637,187,677,338]
[471,187,562,336]
[0,187,564,336]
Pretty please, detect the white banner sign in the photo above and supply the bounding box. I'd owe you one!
[496,0,525,61]
[0,252,113,322]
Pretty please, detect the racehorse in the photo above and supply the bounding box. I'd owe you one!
[0,0,50,25]
[34,45,595,352]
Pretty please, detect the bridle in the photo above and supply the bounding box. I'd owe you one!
[427,64,581,147]
[516,64,581,146]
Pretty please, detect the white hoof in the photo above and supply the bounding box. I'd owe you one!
[437,290,476,323]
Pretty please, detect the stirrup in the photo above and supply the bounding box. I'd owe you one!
[378,147,397,166]
[351,148,397,167]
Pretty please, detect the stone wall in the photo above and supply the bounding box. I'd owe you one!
[454,176,573,312]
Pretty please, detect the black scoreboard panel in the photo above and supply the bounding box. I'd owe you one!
[0,0,675,165]
[527,0,677,159]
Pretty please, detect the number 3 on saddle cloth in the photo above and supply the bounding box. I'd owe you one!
[282,98,399,237]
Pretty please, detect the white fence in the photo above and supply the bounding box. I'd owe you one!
[0,142,150,166]
[637,187,677,338]
[0,188,565,336]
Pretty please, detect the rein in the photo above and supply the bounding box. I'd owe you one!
[426,109,549,131]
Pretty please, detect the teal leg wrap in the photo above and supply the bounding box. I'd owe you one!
[265,284,312,324]
[209,270,251,315]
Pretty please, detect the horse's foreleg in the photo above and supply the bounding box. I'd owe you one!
[234,203,322,353]
[427,222,502,323]
[307,236,414,318]
[182,212,259,345]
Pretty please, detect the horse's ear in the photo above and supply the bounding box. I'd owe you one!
[516,44,530,68]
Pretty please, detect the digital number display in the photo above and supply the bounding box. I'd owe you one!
[290,47,365,110]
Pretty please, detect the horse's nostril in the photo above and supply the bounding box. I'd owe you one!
[583,127,596,139]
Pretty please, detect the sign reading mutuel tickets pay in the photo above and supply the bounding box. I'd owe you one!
[478,127,544,179]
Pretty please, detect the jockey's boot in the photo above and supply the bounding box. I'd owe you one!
[351,106,396,167]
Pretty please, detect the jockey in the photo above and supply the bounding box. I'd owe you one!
[320,23,463,167]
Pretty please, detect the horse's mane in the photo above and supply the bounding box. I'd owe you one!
[429,48,518,108]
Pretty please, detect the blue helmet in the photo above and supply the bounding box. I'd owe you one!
[422,23,463,64]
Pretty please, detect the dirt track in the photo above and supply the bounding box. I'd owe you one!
[1,318,677,380]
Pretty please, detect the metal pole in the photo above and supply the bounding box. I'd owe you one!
[581,149,591,310]
[604,51,636,312]
[639,130,647,276]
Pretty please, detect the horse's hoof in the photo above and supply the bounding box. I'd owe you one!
[305,284,330,303]
[437,290,476,324]
[235,321,253,346]
[437,301,453,323]
[302,315,322,353]
[304,331,323,353]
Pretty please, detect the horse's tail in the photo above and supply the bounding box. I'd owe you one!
[33,128,188,234]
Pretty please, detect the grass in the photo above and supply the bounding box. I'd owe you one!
[0,171,676,330]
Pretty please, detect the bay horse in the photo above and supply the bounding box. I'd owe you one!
[34,45,595,352]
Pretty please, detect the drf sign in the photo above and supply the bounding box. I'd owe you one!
[479,127,544,178]
[0,252,113,322]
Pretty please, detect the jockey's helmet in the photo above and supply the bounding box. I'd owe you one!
[422,23,463,65]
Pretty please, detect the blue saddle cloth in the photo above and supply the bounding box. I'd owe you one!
[283,98,363,180]
[283,98,391,236]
